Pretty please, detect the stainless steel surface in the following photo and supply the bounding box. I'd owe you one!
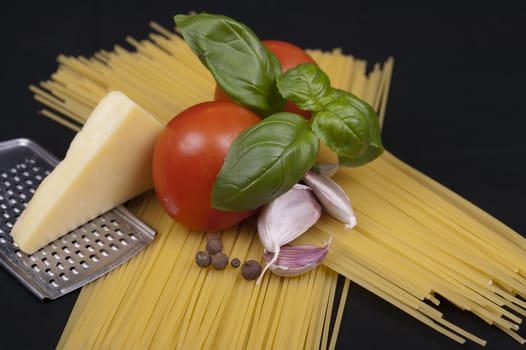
[0,138,156,300]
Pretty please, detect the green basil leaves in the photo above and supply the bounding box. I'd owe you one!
[175,13,384,212]
[277,64,384,167]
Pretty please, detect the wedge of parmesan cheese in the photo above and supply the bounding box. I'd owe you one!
[11,91,163,254]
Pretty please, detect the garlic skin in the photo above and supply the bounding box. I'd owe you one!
[256,184,322,284]
[263,241,330,277]
[302,171,357,229]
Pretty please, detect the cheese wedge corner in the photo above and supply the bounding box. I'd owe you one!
[11,91,163,254]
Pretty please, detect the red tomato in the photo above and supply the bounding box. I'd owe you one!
[214,40,317,119]
[262,40,317,72]
[152,101,261,231]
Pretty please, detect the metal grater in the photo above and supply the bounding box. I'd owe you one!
[0,138,156,300]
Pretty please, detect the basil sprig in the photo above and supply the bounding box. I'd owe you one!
[174,13,384,212]
[277,63,384,166]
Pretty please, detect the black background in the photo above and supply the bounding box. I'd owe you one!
[1,1,525,349]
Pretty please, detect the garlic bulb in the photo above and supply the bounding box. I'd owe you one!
[302,170,357,229]
[256,184,322,284]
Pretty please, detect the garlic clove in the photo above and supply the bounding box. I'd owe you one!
[257,184,322,253]
[256,184,322,284]
[302,171,357,229]
[262,239,331,277]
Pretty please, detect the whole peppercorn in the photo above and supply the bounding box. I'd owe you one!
[230,258,241,268]
[241,259,262,280]
[206,238,224,255]
[195,251,211,268]
[211,252,229,270]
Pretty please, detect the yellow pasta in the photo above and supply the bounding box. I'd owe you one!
[31,19,526,349]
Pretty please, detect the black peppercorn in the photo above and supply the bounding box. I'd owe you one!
[241,259,262,280]
[206,238,224,255]
[195,251,211,268]
[211,252,229,270]
[230,257,241,268]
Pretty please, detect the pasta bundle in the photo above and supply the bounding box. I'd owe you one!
[31,21,525,348]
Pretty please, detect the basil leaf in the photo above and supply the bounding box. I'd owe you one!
[339,146,384,167]
[311,103,370,160]
[276,63,331,111]
[330,89,384,165]
[311,90,383,165]
[211,113,319,211]
[174,13,284,116]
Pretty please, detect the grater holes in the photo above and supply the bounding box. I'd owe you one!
[129,233,138,241]
[100,249,109,257]
[31,263,40,272]
[105,233,114,241]
[90,254,99,262]
[56,262,64,270]
[119,238,128,246]
[49,280,59,288]
[70,266,79,275]
[59,273,69,281]
[80,260,89,269]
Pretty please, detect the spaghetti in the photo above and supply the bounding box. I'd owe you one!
[30,20,525,349]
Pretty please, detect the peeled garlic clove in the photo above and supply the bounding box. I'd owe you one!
[302,171,357,229]
[262,240,331,277]
[256,184,322,284]
[257,184,322,252]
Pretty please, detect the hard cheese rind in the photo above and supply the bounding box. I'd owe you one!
[11,91,163,254]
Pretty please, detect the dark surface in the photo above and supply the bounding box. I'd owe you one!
[1,1,525,349]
